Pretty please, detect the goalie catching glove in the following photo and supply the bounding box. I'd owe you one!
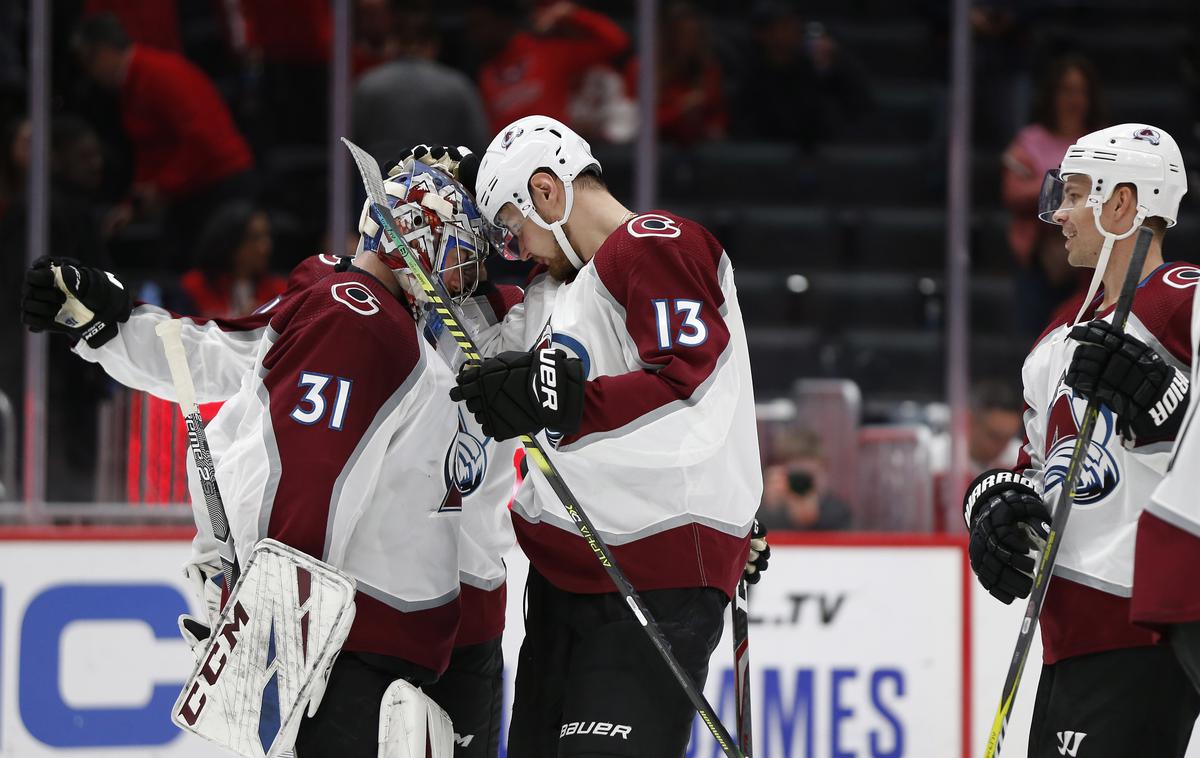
[450,349,584,441]
[21,257,132,348]
[1066,319,1190,444]
[963,469,1050,605]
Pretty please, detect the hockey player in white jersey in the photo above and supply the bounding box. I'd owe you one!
[441,115,762,757]
[19,163,506,757]
[963,123,1200,757]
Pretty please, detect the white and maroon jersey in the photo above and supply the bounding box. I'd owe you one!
[1017,261,1198,662]
[1137,281,1200,627]
[462,211,761,598]
[74,255,464,673]
[416,283,525,646]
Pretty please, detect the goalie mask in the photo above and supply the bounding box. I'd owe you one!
[356,161,499,303]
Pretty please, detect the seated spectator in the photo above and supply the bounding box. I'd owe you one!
[759,428,853,531]
[624,1,726,144]
[72,14,255,269]
[470,0,629,133]
[353,0,400,77]
[735,3,872,148]
[352,8,489,165]
[1002,53,1106,338]
[181,202,285,318]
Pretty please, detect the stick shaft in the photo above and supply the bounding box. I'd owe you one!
[155,319,240,589]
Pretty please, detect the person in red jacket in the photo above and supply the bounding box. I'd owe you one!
[469,0,629,133]
[72,13,255,268]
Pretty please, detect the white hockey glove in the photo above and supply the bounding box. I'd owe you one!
[178,559,223,660]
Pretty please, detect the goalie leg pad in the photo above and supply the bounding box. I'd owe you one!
[171,539,356,758]
[378,679,455,758]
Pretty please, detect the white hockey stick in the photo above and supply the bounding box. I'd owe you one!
[156,319,240,588]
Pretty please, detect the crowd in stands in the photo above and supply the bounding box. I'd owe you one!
[0,0,1195,518]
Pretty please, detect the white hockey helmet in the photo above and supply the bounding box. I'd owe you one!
[1037,123,1188,324]
[474,115,602,271]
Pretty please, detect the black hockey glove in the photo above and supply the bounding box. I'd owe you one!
[743,519,770,585]
[21,257,132,348]
[450,348,585,441]
[390,144,481,192]
[963,469,1051,605]
[1066,319,1191,444]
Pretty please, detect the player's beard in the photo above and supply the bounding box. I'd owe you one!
[544,242,579,283]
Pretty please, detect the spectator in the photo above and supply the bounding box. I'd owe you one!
[470,0,629,133]
[0,115,116,502]
[236,0,330,145]
[83,0,183,53]
[353,0,400,77]
[351,9,489,165]
[72,14,255,269]
[624,1,726,144]
[759,428,853,531]
[735,4,872,148]
[1002,53,1106,338]
[181,202,285,318]
[966,379,1023,473]
[930,379,1024,530]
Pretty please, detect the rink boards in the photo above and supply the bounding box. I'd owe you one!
[0,528,1186,758]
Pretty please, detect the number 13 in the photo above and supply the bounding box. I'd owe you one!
[652,299,707,349]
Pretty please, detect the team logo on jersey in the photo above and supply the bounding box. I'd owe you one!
[444,407,489,500]
[1163,266,1200,289]
[1132,127,1161,145]
[330,282,380,315]
[534,322,591,448]
[626,213,681,239]
[1043,383,1121,507]
[501,126,524,149]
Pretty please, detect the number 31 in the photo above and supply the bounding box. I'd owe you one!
[290,372,353,430]
[652,299,707,349]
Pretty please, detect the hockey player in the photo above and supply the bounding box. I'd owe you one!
[446,116,762,757]
[963,123,1200,757]
[19,163,502,757]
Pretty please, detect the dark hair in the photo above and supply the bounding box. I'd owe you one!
[1030,54,1107,134]
[72,13,131,54]
[194,202,262,282]
[970,379,1022,414]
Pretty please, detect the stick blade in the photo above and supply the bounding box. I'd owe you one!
[340,137,388,209]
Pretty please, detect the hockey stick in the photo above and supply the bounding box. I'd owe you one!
[155,319,240,591]
[732,578,753,757]
[982,225,1153,758]
[341,138,744,758]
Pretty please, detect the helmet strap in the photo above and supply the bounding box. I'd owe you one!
[529,179,586,270]
[1070,204,1146,326]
